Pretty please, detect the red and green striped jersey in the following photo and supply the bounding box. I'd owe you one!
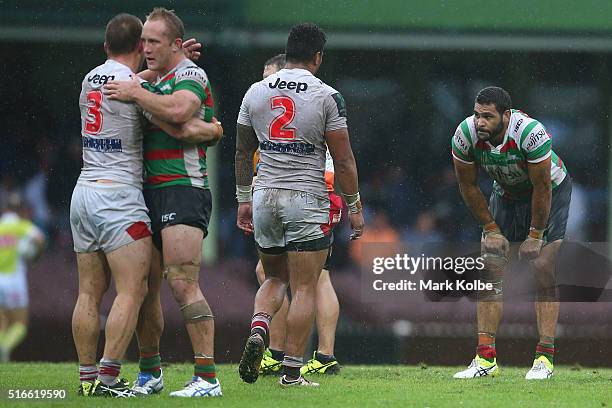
[451,109,568,200]
[143,59,214,190]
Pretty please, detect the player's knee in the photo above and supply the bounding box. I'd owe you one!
[478,253,506,301]
[165,263,200,301]
[180,299,214,323]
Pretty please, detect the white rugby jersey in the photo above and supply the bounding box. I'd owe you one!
[237,68,347,198]
[78,59,145,188]
[452,109,568,200]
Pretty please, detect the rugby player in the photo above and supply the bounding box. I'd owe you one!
[254,54,342,376]
[451,87,571,380]
[235,23,364,386]
[105,8,222,397]
[73,13,220,398]
[0,192,45,362]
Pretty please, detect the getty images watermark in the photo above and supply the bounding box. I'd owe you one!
[360,242,612,303]
[371,253,491,292]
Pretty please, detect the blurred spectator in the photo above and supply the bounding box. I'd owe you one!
[349,210,401,267]
[402,210,443,243]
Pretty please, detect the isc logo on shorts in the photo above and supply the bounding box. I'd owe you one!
[161,213,176,222]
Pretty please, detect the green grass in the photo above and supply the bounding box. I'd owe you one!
[1,363,612,407]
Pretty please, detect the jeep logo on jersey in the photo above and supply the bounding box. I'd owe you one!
[269,78,308,93]
[87,74,115,85]
[514,119,523,133]
[526,129,546,149]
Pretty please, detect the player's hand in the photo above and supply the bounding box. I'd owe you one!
[349,211,364,240]
[104,75,142,102]
[212,116,223,141]
[237,202,254,235]
[481,231,509,258]
[183,38,202,61]
[519,236,543,260]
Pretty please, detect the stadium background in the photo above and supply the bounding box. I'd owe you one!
[0,1,610,366]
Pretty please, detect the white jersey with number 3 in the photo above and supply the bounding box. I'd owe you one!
[78,59,145,188]
[237,68,347,198]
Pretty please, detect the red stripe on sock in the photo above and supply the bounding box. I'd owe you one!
[536,346,555,355]
[251,321,269,331]
[140,351,160,359]
[196,372,216,379]
[477,345,497,359]
[99,366,120,377]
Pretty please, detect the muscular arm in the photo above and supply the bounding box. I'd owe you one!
[325,128,359,195]
[453,157,494,226]
[150,116,223,145]
[527,157,552,230]
[133,88,201,124]
[235,124,259,186]
[105,76,201,124]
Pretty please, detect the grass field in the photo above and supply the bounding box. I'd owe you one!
[1,363,611,407]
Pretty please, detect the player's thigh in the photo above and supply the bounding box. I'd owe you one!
[258,251,288,283]
[96,185,152,254]
[106,236,152,294]
[282,190,331,250]
[253,188,285,251]
[533,239,562,273]
[70,183,99,253]
[146,186,212,257]
[287,249,327,289]
[162,224,203,266]
[76,251,110,298]
[147,245,164,295]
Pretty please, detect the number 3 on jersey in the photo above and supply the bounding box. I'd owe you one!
[269,96,296,140]
[85,90,103,135]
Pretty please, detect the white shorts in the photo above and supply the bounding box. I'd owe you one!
[70,181,152,253]
[0,273,28,309]
[253,188,330,252]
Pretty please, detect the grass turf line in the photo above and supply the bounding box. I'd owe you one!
[0,363,611,407]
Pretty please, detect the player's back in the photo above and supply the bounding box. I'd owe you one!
[239,68,347,198]
[78,60,144,188]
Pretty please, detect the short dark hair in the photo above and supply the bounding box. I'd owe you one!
[475,86,512,115]
[146,7,185,42]
[105,13,143,55]
[285,23,326,64]
[264,54,286,71]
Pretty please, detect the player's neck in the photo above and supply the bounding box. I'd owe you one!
[109,54,142,74]
[285,62,315,74]
[490,126,508,147]
[157,54,187,77]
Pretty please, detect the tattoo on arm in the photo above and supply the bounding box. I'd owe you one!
[235,124,259,186]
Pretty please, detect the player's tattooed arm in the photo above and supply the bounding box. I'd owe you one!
[453,157,495,226]
[325,128,359,195]
[526,157,552,231]
[235,124,259,186]
[151,116,223,145]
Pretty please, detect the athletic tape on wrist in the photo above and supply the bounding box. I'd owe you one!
[236,185,252,203]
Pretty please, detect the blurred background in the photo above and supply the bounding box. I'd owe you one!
[0,0,610,366]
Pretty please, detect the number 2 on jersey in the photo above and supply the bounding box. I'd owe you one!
[269,96,296,140]
[85,90,103,135]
